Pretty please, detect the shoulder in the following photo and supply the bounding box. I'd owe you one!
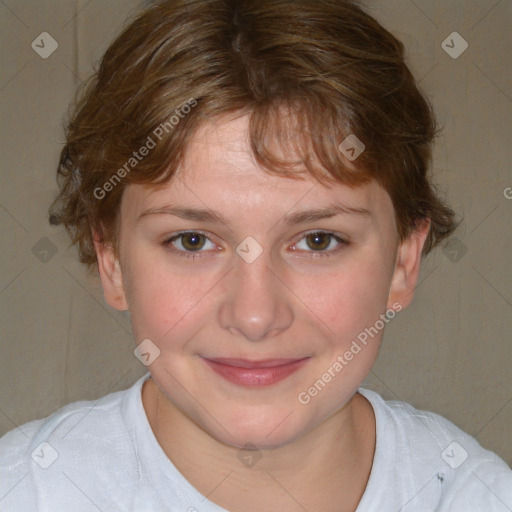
[1,380,133,456]
[358,388,512,510]
[0,375,148,508]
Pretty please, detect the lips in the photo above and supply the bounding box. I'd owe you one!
[202,357,310,387]
[205,358,305,369]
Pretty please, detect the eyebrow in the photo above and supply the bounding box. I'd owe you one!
[137,202,372,225]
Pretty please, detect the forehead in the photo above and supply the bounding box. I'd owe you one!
[122,114,395,225]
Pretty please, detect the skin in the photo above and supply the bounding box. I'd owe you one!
[94,113,430,511]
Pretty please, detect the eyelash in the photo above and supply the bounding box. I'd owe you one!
[162,230,348,260]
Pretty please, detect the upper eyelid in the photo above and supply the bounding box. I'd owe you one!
[166,231,218,247]
[167,229,211,240]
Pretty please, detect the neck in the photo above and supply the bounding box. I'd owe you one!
[142,377,375,512]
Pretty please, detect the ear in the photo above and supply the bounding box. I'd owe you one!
[93,232,128,311]
[387,218,431,310]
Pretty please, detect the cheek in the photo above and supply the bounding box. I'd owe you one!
[291,259,392,338]
[124,255,209,344]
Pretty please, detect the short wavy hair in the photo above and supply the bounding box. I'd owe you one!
[49,0,458,268]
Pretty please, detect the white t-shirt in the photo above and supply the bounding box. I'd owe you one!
[1,373,511,511]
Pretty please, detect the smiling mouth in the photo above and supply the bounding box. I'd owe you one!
[201,357,310,387]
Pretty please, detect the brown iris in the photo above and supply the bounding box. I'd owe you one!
[305,232,331,251]
[180,233,206,251]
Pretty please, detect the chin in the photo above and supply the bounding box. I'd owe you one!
[217,428,301,452]
[203,406,309,450]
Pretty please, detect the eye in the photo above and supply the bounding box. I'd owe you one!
[164,231,217,255]
[163,230,347,260]
[292,231,347,255]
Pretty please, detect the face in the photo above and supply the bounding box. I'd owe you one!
[96,113,428,449]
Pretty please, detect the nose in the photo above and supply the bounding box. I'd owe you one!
[217,252,294,342]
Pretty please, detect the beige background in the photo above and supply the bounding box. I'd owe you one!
[0,0,511,468]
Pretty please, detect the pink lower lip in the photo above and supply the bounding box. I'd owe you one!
[203,358,310,387]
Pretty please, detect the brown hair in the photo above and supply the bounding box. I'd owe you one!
[49,0,458,268]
